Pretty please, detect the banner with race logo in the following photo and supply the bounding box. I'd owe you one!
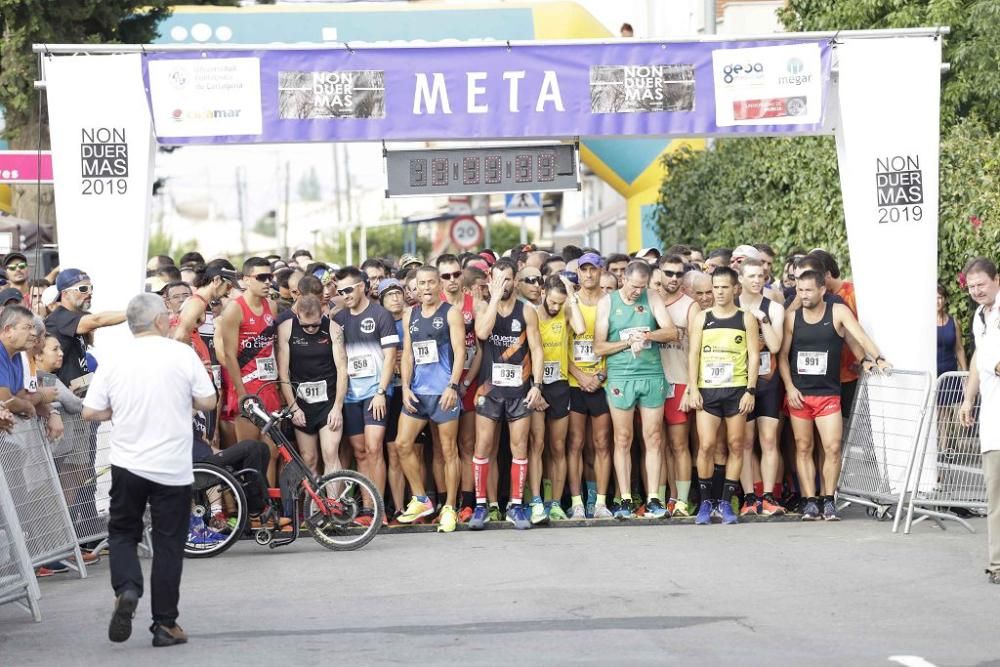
[45,54,156,350]
[835,37,942,493]
[141,39,833,144]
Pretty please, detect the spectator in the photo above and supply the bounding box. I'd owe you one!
[937,284,967,376]
[0,305,39,419]
[620,22,634,37]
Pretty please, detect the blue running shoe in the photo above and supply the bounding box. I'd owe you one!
[506,505,532,530]
[469,505,489,531]
[719,500,739,525]
[613,499,636,520]
[644,498,669,519]
[188,526,227,546]
[801,499,821,521]
[695,500,714,525]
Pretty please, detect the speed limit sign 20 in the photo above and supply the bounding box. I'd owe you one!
[449,215,483,249]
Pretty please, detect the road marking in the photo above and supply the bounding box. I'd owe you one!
[889,656,937,667]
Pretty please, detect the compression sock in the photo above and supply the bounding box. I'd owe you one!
[436,492,446,509]
[585,480,597,500]
[543,478,553,502]
[571,494,584,508]
[461,491,475,509]
[773,483,783,497]
[510,458,528,506]
[753,481,764,497]
[712,464,726,499]
[676,480,691,505]
[721,480,740,504]
[473,457,489,505]
[698,478,713,505]
[596,493,607,507]
[531,495,543,506]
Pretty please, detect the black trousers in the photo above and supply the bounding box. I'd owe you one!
[108,466,190,625]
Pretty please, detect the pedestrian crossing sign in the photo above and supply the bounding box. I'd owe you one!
[504,192,542,217]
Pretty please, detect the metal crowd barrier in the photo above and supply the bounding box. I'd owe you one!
[0,418,86,576]
[836,369,932,522]
[50,414,114,548]
[0,461,41,622]
[899,371,987,534]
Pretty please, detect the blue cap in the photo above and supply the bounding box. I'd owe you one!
[377,278,404,299]
[578,252,604,269]
[56,268,90,293]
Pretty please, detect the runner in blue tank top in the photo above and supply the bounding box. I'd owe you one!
[392,266,467,533]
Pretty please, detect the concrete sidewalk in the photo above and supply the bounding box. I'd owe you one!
[2,508,998,666]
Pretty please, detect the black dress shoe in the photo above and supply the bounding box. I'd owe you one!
[150,622,188,647]
[108,589,139,643]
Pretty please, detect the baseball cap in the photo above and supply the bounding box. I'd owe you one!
[478,251,497,267]
[145,277,167,294]
[0,287,22,306]
[578,252,604,269]
[399,254,423,270]
[3,252,27,268]
[55,268,90,293]
[377,278,404,300]
[732,244,762,260]
[635,247,661,261]
[205,265,240,286]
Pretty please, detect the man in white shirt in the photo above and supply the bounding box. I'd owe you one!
[83,294,217,645]
[959,257,1000,585]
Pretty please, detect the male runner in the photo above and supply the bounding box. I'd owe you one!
[595,260,678,520]
[517,266,543,306]
[736,258,786,516]
[605,254,629,287]
[377,278,408,519]
[468,259,545,530]
[687,267,760,525]
[332,266,400,526]
[276,294,347,476]
[215,258,281,481]
[779,270,890,521]
[567,253,613,519]
[529,274,584,523]
[658,254,699,517]
[393,266,465,533]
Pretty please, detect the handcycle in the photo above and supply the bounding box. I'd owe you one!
[184,390,385,558]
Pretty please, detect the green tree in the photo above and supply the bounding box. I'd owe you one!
[487,220,533,255]
[147,228,198,262]
[316,225,432,267]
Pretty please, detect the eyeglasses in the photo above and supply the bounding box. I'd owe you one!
[6,262,27,271]
[661,270,684,278]
[440,271,462,281]
[520,276,543,286]
[337,285,359,296]
[252,273,273,283]
[70,285,93,294]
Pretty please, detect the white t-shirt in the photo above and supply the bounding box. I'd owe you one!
[83,335,216,485]
[973,302,1000,454]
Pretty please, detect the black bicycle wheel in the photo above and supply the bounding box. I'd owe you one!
[304,470,384,551]
[185,463,248,559]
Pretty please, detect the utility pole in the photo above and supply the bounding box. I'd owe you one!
[235,167,247,258]
[282,160,291,258]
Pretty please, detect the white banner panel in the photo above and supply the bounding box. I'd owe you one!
[835,36,941,493]
[46,54,156,352]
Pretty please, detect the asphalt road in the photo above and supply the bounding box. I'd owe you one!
[2,507,998,666]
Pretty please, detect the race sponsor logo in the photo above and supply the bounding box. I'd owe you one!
[360,317,376,334]
[432,316,445,329]
[719,61,765,86]
[148,57,263,137]
[278,70,386,120]
[510,319,522,333]
[589,64,695,114]
[732,96,807,121]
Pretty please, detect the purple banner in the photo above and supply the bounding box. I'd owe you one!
[142,39,832,144]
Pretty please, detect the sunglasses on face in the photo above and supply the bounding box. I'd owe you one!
[71,285,93,294]
[252,273,273,283]
[337,284,360,296]
[6,262,27,271]
[662,270,684,279]
[520,276,543,286]
[440,271,462,281]
[300,322,322,331]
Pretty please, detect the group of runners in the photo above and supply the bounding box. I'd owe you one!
[157,240,891,532]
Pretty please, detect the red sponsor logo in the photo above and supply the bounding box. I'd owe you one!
[732,96,806,121]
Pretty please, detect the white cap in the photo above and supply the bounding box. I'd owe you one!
[41,285,59,307]
[732,244,762,260]
[635,247,661,260]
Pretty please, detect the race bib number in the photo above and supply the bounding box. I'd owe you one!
[297,381,328,404]
[464,344,476,370]
[543,361,561,384]
[413,340,439,366]
[211,364,222,389]
[797,351,828,376]
[256,354,278,381]
[491,363,521,388]
[349,354,376,379]
[573,339,597,363]
[760,351,772,376]
[704,362,734,386]
[620,327,651,349]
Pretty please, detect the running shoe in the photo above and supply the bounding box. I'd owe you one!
[719,500,739,525]
[672,500,692,518]
[644,498,669,519]
[506,505,532,530]
[437,506,458,533]
[695,500,714,525]
[468,505,489,531]
[457,506,474,523]
[593,504,614,520]
[613,499,636,520]
[529,502,549,526]
[988,570,1000,585]
[210,512,231,533]
[548,504,568,521]
[822,499,840,522]
[634,503,647,518]
[188,526,227,546]
[801,499,821,521]
[397,497,435,524]
[35,565,69,578]
[667,498,676,515]
[569,503,587,520]
[740,496,759,517]
[760,496,787,517]
[710,503,723,524]
[488,505,502,523]
[353,509,374,527]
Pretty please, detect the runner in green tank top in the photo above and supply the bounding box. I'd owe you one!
[594,260,678,520]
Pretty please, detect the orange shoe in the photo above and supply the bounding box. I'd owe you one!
[457,506,474,523]
[739,498,759,517]
[760,496,787,517]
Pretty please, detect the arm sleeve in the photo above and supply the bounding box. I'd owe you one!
[82,366,110,411]
[379,310,400,348]
[55,378,85,414]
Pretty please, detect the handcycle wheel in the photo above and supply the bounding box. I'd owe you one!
[185,463,249,559]
[304,470,385,551]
